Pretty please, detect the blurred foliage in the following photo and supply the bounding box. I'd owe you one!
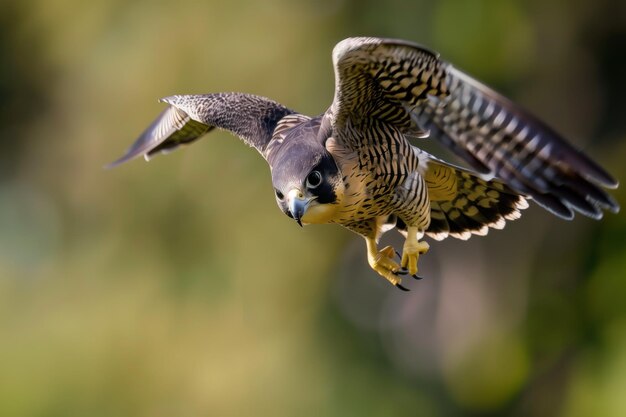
[0,0,625,416]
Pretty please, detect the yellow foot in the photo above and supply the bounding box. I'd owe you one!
[401,227,430,276]
[366,240,408,290]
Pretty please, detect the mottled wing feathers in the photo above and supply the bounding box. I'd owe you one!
[419,151,528,240]
[107,106,212,168]
[330,37,447,145]
[330,37,619,219]
[414,66,619,219]
[108,93,295,167]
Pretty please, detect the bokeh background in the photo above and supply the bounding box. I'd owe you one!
[1,0,625,416]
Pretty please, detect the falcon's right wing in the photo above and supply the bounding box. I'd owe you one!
[329,37,619,220]
[108,93,295,167]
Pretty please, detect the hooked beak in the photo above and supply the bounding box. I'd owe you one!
[287,189,312,227]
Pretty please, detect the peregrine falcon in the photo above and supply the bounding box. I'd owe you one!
[109,37,619,290]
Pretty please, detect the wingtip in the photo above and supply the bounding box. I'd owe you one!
[604,177,620,190]
[584,166,619,190]
[103,160,119,170]
[606,197,621,214]
[103,152,143,169]
[103,156,126,170]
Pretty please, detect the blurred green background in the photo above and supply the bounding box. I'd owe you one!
[1,0,625,416]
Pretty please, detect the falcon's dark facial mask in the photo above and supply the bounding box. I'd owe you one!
[270,140,342,226]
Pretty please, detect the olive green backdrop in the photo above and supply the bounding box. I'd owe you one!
[1,0,625,416]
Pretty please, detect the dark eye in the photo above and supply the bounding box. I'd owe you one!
[306,171,322,189]
[275,189,284,200]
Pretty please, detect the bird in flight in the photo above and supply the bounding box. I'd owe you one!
[109,37,619,290]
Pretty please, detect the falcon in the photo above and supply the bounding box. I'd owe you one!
[109,37,619,290]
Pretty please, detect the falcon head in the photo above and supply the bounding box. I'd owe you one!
[268,123,343,226]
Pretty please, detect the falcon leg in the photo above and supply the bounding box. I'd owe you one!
[400,226,430,276]
[365,237,406,288]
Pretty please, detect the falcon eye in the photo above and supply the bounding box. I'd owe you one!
[275,189,284,200]
[306,170,322,189]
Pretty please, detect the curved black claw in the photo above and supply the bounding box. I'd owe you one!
[395,250,402,259]
[395,283,410,291]
[412,274,424,280]
[396,269,409,276]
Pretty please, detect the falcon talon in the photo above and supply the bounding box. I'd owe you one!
[412,274,424,280]
[395,283,410,292]
[110,37,619,291]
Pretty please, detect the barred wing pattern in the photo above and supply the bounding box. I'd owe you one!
[418,150,529,240]
[107,105,212,168]
[414,67,618,219]
[330,37,619,220]
[331,38,449,146]
[108,93,294,167]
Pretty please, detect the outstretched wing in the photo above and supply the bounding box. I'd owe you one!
[108,93,295,167]
[107,105,213,167]
[329,37,619,219]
